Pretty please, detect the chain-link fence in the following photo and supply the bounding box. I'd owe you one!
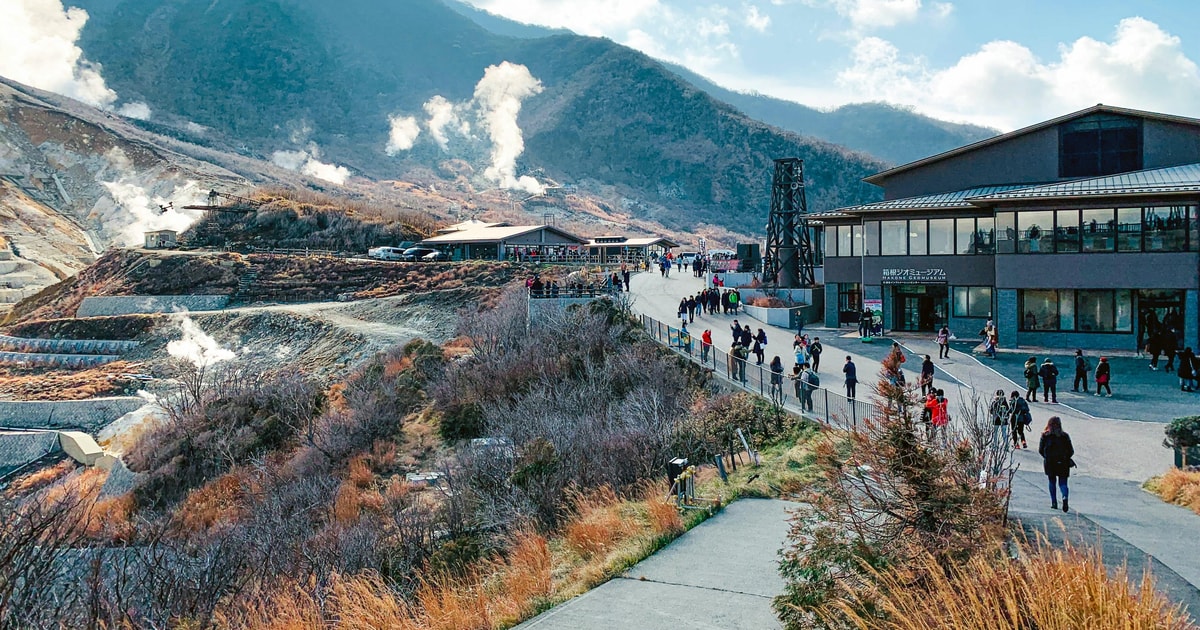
[641,314,879,429]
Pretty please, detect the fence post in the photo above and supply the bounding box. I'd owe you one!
[823,389,830,424]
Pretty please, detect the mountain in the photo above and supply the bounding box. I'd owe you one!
[659,64,998,166]
[70,0,886,233]
[438,2,998,165]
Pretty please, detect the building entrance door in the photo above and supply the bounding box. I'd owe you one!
[893,286,948,332]
[1137,290,1185,351]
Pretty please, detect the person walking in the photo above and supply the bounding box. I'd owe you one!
[920,354,935,396]
[700,329,713,364]
[686,296,697,323]
[985,328,998,359]
[1072,349,1090,393]
[1039,358,1060,403]
[741,325,753,348]
[621,263,631,291]
[1038,416,1076,512]
[752,335,766,366]
[1095,357,1112,396]
[989,389,1011,448]
[1178,347,1196,392]
[735,343,749,383]
[677,298,688,327]
[793,336,808,370]
[936,325,951,359]
[1009,390,1031,449]
[1024,356,1041,402]
[843,356,858,399]
[926,388,950,443]
[769,356,784,403]
[810,337,823,372]
[801,363,818,412]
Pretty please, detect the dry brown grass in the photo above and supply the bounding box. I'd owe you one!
[1147,469,1200,515]
[175,471,250,536]
[823,543,1197,630]
[5,459,76,495]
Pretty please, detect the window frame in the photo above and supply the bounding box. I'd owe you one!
[952,286,993,318]
[1018,289,1132,333]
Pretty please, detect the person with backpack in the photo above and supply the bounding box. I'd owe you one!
[1009,390,1031,449]
[802,364,819,411]
[920,355,935,396]
[1024,356,1040,402]
[1039,358,1060,403]
[989,389,1011,448]
[1039,416,1076,512]
[1072,349,1091,393]
[1094,357,1112,396]
[809,337,823,373]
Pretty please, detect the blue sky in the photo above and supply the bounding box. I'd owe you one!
[461,0,1200,131]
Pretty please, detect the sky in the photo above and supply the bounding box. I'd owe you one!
[459,0,1200,131]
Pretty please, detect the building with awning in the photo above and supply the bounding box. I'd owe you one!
[419,224,589,261]
[585,236,680,263]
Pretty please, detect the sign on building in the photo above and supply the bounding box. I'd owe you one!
[881,268,947,284]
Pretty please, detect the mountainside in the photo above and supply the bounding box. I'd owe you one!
[660,64,998,166]
[71,0,887,232]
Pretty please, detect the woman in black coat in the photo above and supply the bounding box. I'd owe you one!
[1038,416,1075,513]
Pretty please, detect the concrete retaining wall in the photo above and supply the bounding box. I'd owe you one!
[77,295,230,317]
[0,397,147,433]
[0,335,139,355]
[0,352,122,368]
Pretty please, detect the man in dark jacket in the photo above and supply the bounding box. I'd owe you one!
[843,356,858,399]
[810,338,823,373]
[1072,349,1090,393]
[1039,358,1060,403]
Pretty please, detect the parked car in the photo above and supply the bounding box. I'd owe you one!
[422,250,451,262]
[368,246,407,261]
[399,247,438,261]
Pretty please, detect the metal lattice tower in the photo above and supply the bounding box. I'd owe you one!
[764,158,815,288]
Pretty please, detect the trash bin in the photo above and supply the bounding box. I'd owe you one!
[667,458,688,485]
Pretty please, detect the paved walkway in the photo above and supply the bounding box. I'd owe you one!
[626,270,1200,611]
[516,499,793,629]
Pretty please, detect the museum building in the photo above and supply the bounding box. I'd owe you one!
[820,105,1200,352]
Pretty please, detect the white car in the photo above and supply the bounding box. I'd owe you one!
[367,246,407,261]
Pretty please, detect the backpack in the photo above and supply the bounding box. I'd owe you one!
[1024,365,1036,379]
[808,372,820,387]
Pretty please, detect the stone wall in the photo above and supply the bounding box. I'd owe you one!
[0,334,139,355]
[0,397,147,433]
[77,295,230,317]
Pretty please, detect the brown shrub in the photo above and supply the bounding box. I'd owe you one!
[641,482,683,536]
[1151,468,1200,515]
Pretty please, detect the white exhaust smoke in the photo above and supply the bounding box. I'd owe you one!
[0,0,149,117]
[387,62,545,194]
[385,115,421,155]
[167,313,236,370]
[270,143,351,185]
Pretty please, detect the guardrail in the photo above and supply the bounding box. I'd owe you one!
[640,314,878,429]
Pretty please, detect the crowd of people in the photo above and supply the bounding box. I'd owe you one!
[676,288,745,324]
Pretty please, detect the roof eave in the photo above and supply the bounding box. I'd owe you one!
[968,188,1200,206]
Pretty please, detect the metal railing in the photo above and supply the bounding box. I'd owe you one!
[640,314,879,429]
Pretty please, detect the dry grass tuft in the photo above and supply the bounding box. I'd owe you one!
[1148,468,1200,515]
[333,482,362,524]
[175,472,248,536]
[641,482,684,536]
[824,543,1197,630]
[563,486,626,558]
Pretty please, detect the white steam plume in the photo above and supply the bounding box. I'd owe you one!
[474,62,544,194]
[271,144,350,185]
[116,101,152,120]
[389,62,544,194]
[167,313,236,370]
[98,148,206,246]
[0,0,149,117]
[423,95,458,150]
[385,115,421,155]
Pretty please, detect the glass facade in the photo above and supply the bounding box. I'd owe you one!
[1017,210,1054,253]
[1081,208,1115,252]
[881,221,907,255]
[928,219,954,255]
[908,220,927,256]
[864,221,879,256]
[996,212,1016,254]
[953,286,992,318]
[1019,289,1132,332]
[1059,114,1142,178]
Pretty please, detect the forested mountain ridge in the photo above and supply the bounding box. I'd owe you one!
[71,0,886,232]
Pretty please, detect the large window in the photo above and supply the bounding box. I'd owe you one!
[852,224,864,257]
[928,219,954,255]
[1116,207,1142,251]
[1191,206,1200,251]
[825,226,837,259]
[864,221,879,256]
[838,283,861,312]
[976,217,995,254]
[1059,114,1143,178]
[908,220,927,256]
[996,212,1016,254]
[1144,206,1188,252]
[838,225,853,257]
[1055,210,1080,253]
[953,286,992,318]
[881,221,907,255]
[1017,211,1054,253]
[1081,208,1115,252]
[1019,289,1131,332]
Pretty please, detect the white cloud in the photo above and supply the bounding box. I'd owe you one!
[836,17,1200,130]
[0,0,117,108]
[745,4,771,32]
[801,0,926,31]
[271,145,351,185]
[385,115,421,155]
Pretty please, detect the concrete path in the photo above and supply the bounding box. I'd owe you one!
[626,270,1200,610]
[517,499,794,630]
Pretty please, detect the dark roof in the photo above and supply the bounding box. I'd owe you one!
[969,162,1200,203]
[847,185,1033,213]
[864,105,1200,185]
